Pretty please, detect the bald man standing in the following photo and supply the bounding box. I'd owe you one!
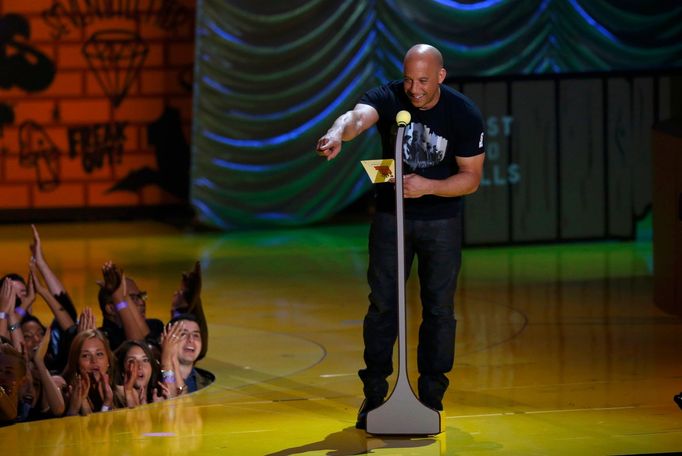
[316,44,485,429]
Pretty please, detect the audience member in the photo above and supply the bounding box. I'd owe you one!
[62,329,115,416]
[20,315,45,352]
[114,340,165,408]
[171,262,208,360]
[97,262,163,351]
[19,328,66,421]
[0,343,27,425]
[160,314,213,398]
[2,225,214,427]
[27,225,79,373]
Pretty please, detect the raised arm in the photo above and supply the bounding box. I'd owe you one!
[315,103,379,161]
[101,263,149,340]
[29,225,79,325]
[30,225,66,295]
[32,328,66,416]
[160,321,184,399]
[171,261,208,360]
[30,261,75,331]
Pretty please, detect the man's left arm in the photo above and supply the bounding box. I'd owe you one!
[403,153,485,198]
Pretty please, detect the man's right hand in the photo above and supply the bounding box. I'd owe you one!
[315,104,378,161]
[316,134,342,161]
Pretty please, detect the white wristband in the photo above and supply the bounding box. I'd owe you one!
[0,311,8,320]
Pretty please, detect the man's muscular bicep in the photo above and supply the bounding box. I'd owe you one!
[344,104,379,140]
[455,153,485,192]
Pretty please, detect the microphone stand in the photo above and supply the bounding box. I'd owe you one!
[366,114,442,435]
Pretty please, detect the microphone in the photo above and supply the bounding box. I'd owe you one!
[396,110,411,127]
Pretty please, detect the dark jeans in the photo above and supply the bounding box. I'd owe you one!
[359,212,462,406]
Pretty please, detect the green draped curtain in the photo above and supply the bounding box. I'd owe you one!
[191,0,682,229]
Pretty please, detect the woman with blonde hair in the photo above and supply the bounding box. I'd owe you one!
[62,329,116,416]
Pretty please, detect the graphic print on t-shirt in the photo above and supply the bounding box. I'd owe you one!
[402,122,448,170]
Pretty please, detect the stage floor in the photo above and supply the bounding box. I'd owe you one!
[1,221,681,455]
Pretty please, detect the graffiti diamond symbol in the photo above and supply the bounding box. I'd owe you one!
[82,30,148,108]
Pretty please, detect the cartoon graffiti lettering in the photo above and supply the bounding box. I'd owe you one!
[67,122,127,173]
[42,0,191,39]
[0,14,56,92]
[107,107,189,199]
[40,2,73,39]
[179,64,193,93]
[155,0,192,29]
[18,121,61,192]
[0,103,14,136]
[52,102,60,122]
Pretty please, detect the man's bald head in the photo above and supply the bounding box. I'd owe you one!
[404,44,444,69]
[402,44,446,110]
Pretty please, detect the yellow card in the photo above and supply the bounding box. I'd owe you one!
[361,159,395,183]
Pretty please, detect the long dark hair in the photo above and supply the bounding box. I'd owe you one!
[1,273,25,284]
[114,340,160,403]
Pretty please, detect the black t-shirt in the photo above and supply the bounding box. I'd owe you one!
[45,292,78,374]
[359,80,484,219]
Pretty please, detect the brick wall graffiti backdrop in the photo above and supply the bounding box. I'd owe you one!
[0,0,195,211]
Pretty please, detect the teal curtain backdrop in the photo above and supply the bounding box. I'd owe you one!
[191,0,682,229]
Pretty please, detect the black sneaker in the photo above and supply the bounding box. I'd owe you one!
[355,397,383,430]
[419,396,443,411]
[674,392,682,410]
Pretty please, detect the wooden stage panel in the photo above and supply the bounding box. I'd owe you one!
[1,221,681,455]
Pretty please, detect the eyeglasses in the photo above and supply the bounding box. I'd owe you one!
[23,330,45,340]
[128,291,147,302]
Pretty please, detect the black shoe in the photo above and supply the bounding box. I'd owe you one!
[674,392,682,410]
[355,397,383,430]
[420,396,443,411]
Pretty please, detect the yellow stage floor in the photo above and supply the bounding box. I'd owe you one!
[1,221,680,455]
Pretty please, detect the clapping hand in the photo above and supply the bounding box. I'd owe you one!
[92,370,114,412]
[123,359,146,407]
[152,381,170,402]
[18,271,35,314]
[172,261,202,315]
[29,259,50,301]
[161,321,184,361]
[77,308,97,333]
[181,261,202,302]
[32,327,51,364]
[0,278,16,314]
[100,261,123,295]
[29,224,45,265]
[66,373,89,416]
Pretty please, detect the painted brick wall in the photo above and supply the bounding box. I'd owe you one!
[0,0,195,213]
